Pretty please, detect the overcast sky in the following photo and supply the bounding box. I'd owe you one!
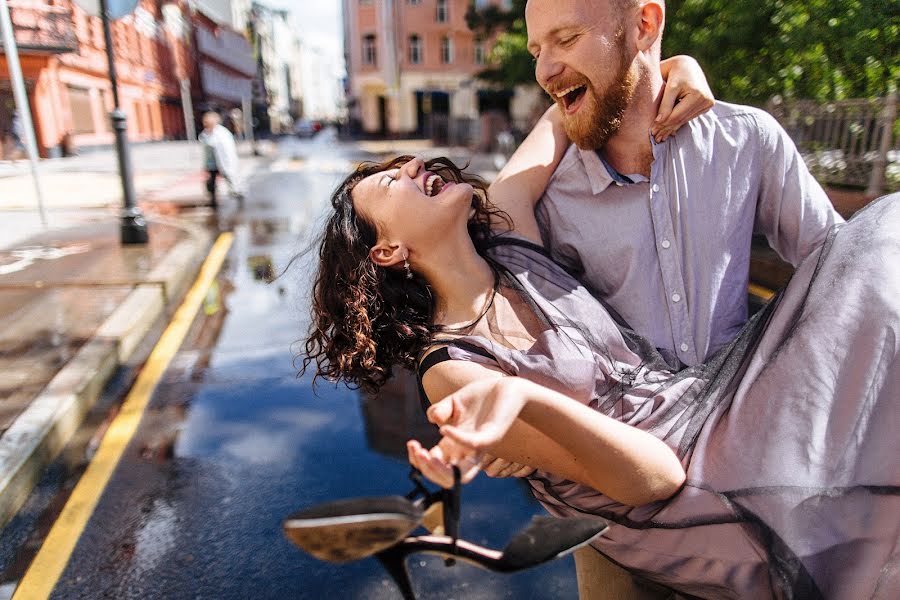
[261,0,343,57]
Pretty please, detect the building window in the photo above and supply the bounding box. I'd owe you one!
[362,34,376,65]
[408,34,422,64]
[436,0,448,22]
[474,39,486,65]
[441,36,453,64]
[407,0,421,4]
[67,86,95,135]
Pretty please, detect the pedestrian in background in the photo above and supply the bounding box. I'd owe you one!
[5,110,26,162]
[199,111,243,207]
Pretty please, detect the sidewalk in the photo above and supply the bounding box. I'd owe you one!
[0,140,272,528]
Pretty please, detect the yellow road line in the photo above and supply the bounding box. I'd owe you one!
[748,282,776,301]
[13,233,234,600]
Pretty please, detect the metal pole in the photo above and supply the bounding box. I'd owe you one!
[180,78,196,143]
[99,0,148,244]
[0,0,47,227]
[242,94,256,152]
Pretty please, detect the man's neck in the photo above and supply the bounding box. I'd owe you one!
[600,67,663,177]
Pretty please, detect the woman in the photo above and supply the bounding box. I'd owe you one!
[302,94,898,600]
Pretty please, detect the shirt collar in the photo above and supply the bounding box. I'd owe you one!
[577,133,663,194]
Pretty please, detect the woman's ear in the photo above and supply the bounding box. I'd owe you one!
[369,241,407,268]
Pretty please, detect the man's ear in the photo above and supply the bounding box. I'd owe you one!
[369,241,407,268]
[636,1,664,53]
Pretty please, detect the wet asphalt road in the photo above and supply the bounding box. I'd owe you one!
[25,133,581,599]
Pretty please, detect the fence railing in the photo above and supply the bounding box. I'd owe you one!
[768,92,898,195]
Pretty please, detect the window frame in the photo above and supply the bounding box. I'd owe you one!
[362,33,377,66]
[436,0,448,23]
[440,35,453,64]
[408,34,422,65]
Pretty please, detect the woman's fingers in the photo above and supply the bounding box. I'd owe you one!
[425,397,454,426]
[439,423,498,450]
[655,81,681,127]
[407,439,481,488]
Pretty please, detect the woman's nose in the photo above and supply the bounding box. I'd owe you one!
[403,157,424,179]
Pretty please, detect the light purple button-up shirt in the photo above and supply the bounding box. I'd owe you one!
[536,101,843,367]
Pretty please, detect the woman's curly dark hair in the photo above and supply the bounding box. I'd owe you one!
[301,155,511,392]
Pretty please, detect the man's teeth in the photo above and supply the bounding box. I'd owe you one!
[555,84,584,98]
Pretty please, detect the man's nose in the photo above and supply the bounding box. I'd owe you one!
[535,52,564,91]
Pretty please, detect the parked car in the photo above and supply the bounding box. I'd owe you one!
[294,119,322,138]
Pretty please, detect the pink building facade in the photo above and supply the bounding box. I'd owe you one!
[343,0,542,143]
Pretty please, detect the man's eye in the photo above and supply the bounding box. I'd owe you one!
[560,35,578,46]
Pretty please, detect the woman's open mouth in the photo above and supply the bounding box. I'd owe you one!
[555,84,587,115]
[425,173,448,197]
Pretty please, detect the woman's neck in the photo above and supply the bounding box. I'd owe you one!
[418,243,496,329]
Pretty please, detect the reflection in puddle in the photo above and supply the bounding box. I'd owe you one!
[361,369,440,459]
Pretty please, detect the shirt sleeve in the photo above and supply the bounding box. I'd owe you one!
[753,110,844,267]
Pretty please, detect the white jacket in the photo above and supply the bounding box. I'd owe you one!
[199,124,241,191]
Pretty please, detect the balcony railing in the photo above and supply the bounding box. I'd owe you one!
[3,1,79,54]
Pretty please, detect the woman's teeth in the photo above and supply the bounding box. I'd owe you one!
[425,173,445,197]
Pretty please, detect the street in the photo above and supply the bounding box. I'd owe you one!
[0,133,578,599]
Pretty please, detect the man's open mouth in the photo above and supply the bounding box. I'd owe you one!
[555,84,587,111]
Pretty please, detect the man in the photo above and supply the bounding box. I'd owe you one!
[493,0,842,368]
[199,111,244,207]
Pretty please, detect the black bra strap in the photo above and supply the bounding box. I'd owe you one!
[418,347,452,378]
[415,341,498,414]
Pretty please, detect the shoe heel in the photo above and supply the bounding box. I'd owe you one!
[376,546,417,600]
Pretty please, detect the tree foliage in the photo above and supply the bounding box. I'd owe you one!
[466,0,899,103]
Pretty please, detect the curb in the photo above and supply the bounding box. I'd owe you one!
[0,221,213,528]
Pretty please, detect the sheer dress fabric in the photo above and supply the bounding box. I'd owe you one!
[425,195,900,599]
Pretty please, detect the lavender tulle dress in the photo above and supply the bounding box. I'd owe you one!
[426,195,900,599]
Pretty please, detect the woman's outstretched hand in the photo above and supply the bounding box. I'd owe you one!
[428,378,526,455]
[406,377,528,489]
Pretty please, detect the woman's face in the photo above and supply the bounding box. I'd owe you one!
[351,158,474,253]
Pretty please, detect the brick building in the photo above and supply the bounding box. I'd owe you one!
[191,9,255,119]
[0,0,206,157]
[343,0,542,144]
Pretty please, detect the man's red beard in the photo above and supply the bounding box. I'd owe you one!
[560,44,636,150]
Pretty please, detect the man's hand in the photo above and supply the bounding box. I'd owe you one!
[654,55,715,142]
[480,455,537,478]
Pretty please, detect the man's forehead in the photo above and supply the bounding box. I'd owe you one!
[525,0,604,37]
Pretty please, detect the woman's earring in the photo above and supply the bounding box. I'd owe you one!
[403,258,413,280]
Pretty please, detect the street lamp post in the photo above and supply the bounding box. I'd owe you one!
[98,0,148,244]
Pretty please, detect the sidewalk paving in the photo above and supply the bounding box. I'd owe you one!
[0,140,274,528]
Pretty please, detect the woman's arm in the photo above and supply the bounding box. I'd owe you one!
[413,361,686,506]
[487,104,568,244]
[656,55,715,142]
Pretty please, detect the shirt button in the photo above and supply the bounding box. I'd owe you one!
[651,184,660,192]
[680,343,689,352]
[661,239,671,249]
[672,292,681,303]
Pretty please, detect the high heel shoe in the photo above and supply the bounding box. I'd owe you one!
[284,468,607,599]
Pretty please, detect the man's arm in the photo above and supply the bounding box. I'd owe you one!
[753,110,844,266]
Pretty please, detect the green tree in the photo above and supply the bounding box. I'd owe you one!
[467,0,899,103]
